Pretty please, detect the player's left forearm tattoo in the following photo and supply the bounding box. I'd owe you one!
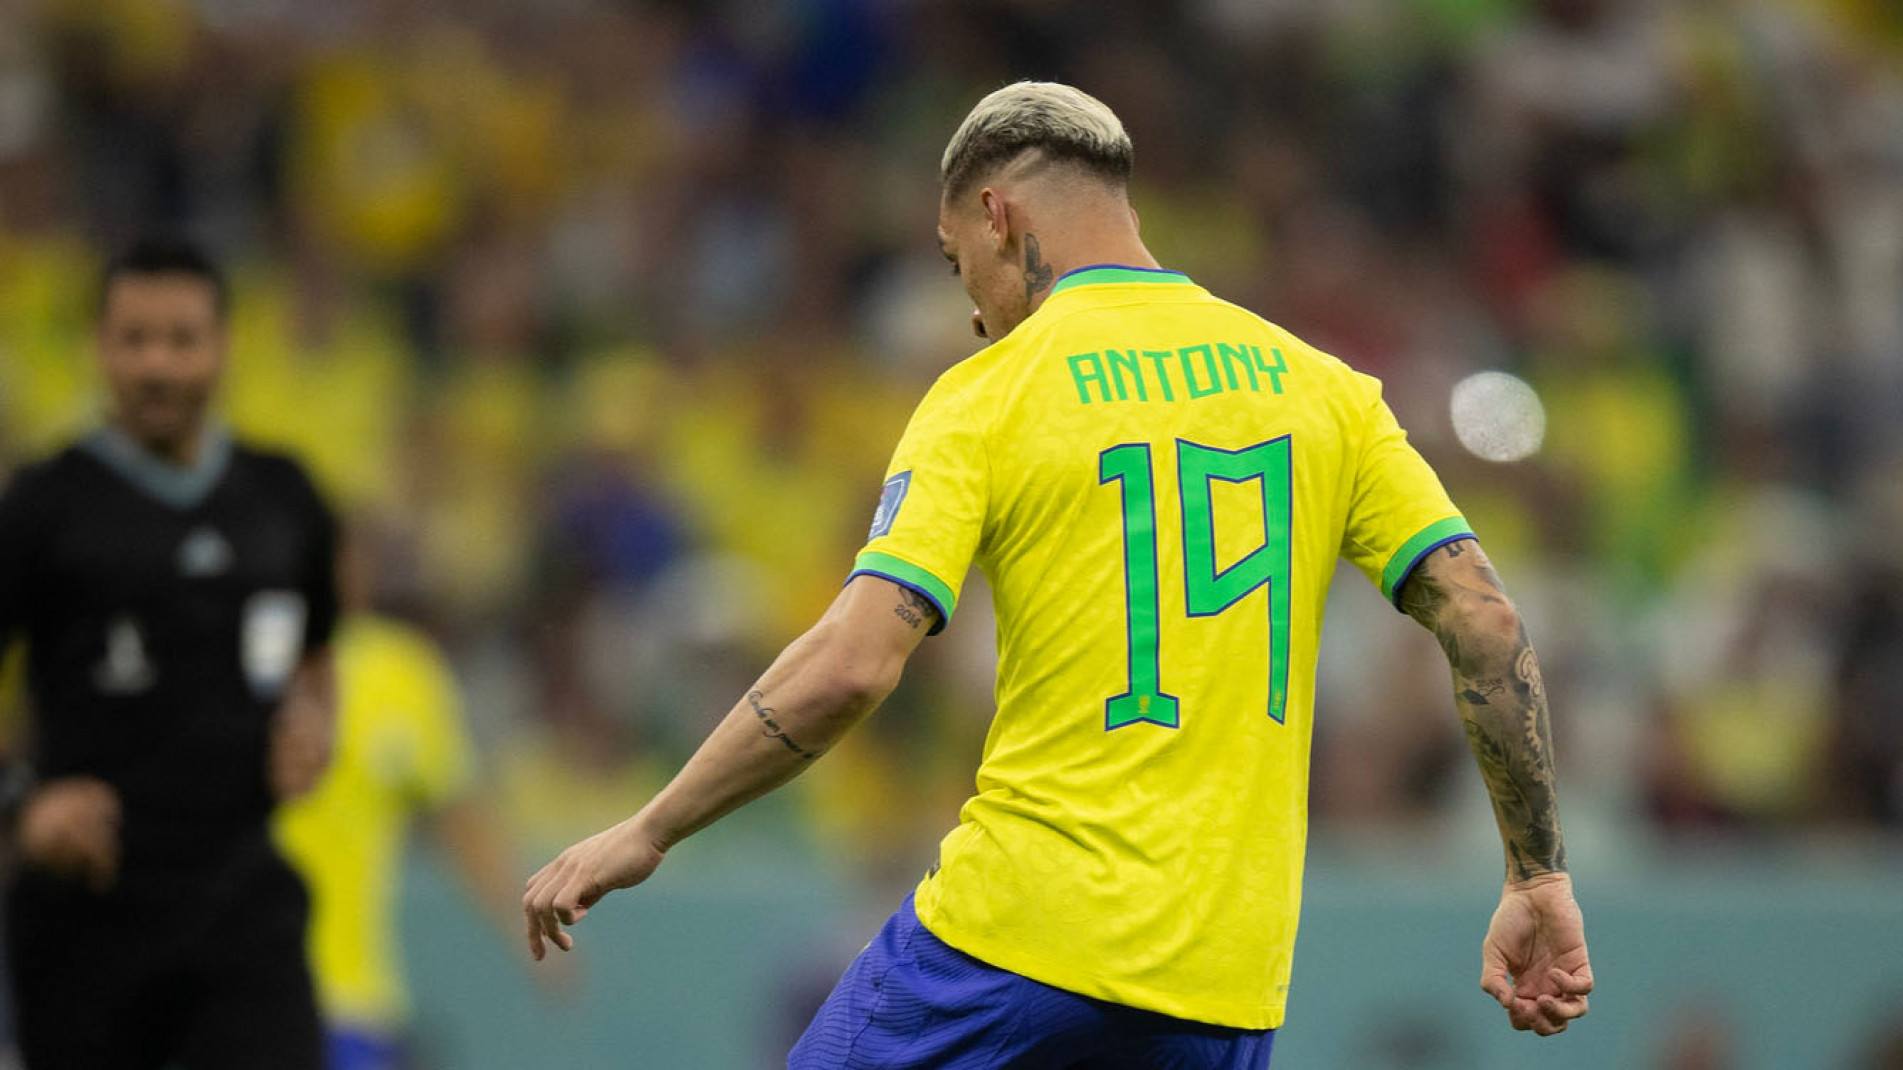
[747,690,821,761]
[1401,545,1567,883]
[892,587,940,631]
[1024,233,1054,304]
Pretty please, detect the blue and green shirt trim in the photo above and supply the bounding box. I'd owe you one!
[1050,264,1194,295]
[849,551,958,635]
[1381,517,1478,609]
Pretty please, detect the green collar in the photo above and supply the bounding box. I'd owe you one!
[1049,264,1193,295]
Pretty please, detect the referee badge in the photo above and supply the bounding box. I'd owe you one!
[869,471,911,539]
[242,592,308,699]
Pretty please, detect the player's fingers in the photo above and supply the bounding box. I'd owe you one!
[1539,992,1588,1022]
[1506,996,1549,1033]
[533,905,568,956]
[533,880,576,953]
[1480,975,1512,1008]
[525,866,571,958]
[1551,963,1594,996]
[1523,994,1580,1036]
[1479,948,1513,1008]
[552,875,593,927]
[526,907,545,961]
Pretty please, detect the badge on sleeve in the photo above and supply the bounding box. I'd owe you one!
[243,591,308,699]
[868,471,912,539]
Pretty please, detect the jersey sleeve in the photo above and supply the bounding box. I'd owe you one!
[1339,382,1475,609]
[847,375,988,635]
[0,466,45,645]
[298,468,340,654]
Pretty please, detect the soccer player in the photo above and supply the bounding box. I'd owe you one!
[276,520,549,1070]
[523,83,1593,1066]
[0,238,337,1069]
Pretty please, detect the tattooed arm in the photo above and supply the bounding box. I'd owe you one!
[1398,540,1564,881]
[523,575,937,959]
[1397,540,1593,1035]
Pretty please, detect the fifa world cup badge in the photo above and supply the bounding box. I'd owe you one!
[869,471,912,539]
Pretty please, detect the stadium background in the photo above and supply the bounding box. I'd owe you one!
[2,0,1901,1066]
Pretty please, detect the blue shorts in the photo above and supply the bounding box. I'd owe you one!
[789,894,1274,1070]
[325,1027,404,1070]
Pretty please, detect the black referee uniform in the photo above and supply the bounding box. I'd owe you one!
[0,425,334,1068]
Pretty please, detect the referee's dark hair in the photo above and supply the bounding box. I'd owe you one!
[100,235,230,320]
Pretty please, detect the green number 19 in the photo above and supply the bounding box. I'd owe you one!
[1099,437,1293,729]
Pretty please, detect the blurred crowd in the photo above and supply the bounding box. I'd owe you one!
[2,0,1901,881]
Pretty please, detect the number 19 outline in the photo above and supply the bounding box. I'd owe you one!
[1099,436,1293,730]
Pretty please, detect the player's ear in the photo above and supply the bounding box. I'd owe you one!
[980,187,1011,254]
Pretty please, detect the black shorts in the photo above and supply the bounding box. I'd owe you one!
[5,837,321,1070]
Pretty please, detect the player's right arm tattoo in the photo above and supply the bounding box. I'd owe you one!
[1400,543,1567,883]
[892,586,940,631]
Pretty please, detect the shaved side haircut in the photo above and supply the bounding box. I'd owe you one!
[940,81,1134,198]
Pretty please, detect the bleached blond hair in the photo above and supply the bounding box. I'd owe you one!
[940,81,1133,197]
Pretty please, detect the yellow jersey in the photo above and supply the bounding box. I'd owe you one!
[275,616,473,1031]
[850,265,1471,1030]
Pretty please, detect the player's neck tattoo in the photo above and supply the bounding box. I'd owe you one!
[1024,233,1054,305]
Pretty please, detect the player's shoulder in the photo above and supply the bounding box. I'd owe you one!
[341,615,460,707]
[1203,293,1362,373]
[345,615,447,666]
[1199,291,1387,403]
[227,440,332,508]
[912,341,1007,414]
[0,441,102,511]
[228,439,316,481]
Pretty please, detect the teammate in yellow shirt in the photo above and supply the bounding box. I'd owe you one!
[278,529,531,1070]
[524,82,1593,1067]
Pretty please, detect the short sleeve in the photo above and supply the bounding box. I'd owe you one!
[406,639,474,807]
[847,376,988,635]
[0,467,45,644]
[1338,383,1475,608]
[298,470,340,654]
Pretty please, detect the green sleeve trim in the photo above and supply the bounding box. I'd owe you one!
[1380,517,1477,608]
[849,551,958,635]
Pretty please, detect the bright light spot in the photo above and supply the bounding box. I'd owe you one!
[1450,371,1546,463]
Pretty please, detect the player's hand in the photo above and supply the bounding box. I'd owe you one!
[17,777,122,892]
[522,817,666,962]
[268,693,332,801]
[1480,871,1593,1035]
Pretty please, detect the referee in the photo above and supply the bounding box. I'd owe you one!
[0,238,337,1068]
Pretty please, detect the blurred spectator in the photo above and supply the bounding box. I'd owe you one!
[275,517,546,1070]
